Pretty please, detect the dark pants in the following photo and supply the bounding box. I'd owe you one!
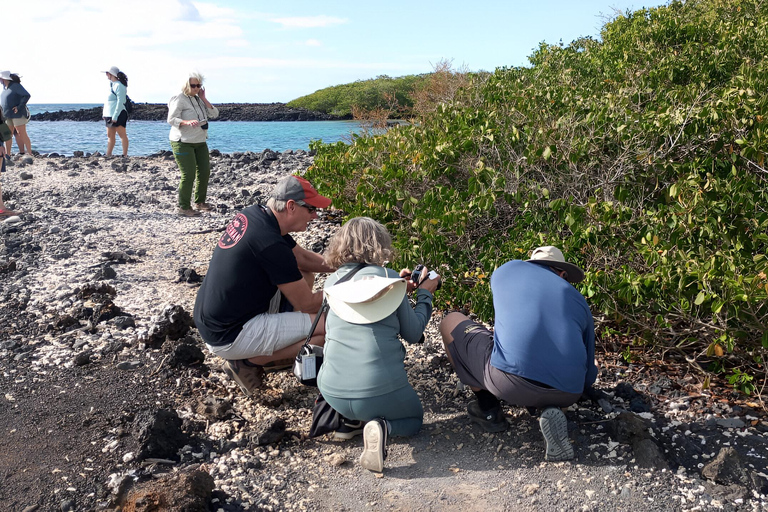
[171,141,210,209]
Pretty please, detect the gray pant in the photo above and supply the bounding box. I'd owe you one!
[448,320,581,408]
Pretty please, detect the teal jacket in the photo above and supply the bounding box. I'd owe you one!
[317,264,433,399]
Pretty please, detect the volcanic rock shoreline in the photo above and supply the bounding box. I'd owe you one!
[1,151,767,511]
[31,102,349,122]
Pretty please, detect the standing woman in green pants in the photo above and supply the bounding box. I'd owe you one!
[167,72,219,217]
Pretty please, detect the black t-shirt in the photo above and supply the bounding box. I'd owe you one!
[194,205,302,346]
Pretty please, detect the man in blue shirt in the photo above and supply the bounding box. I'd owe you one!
[439,246,597,461]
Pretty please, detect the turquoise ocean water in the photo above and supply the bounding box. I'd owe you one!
[24,104,361,156]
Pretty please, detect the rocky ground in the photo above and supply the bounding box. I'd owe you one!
[0,150,767,512]
[31,103,346,122]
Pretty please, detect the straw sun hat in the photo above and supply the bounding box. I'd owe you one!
[325,275,407,324]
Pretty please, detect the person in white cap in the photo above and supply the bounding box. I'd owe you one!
[194,175,335,395]
[439,246,597,462]
[102,66,130,157]
[0,71,32,156]
[318,217,440,473]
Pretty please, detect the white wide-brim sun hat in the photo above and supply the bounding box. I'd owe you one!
[325,275,407,324]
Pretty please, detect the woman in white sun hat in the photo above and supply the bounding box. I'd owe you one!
[102,66,130,157]
[0,70,32,156]
[317,217,440,473]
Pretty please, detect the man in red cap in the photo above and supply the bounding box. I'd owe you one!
[194,175,335,396]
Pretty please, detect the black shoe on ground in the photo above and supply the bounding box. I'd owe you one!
[360,418,388,472]
[467,400,508,433]
[539,407,574,461]
[333,418,365,440]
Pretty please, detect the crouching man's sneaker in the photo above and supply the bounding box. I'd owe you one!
[333,418,364,440]
[360,418,388,472]
[222,359,265,397]
[467,400,508,433]
[539,407,574,461]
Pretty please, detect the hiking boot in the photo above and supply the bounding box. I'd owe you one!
[222,359,265,397]
[333,418,365,440]
[539,407,574,461]
[360,418,388,472]
[467,400,508,433]
[177,207,201,217]
[195,202,214,211]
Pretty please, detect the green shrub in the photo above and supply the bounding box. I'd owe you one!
[307,0,768,392]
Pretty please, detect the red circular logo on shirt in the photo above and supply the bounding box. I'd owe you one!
[218,213,248,249]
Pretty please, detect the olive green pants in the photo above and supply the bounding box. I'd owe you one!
[171,141,210,209]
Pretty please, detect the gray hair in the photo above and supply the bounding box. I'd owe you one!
[182,72,205,96]
[325,217,394,267]
[267,197,287,212]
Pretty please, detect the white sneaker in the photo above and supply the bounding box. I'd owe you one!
[359,419,388,472]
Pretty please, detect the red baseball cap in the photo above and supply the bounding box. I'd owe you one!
[270,175,331,209]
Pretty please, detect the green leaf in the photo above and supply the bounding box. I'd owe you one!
[694,291,706,306]
[542,146,552,160]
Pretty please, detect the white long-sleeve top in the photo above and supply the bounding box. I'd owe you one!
[167,94,219,143]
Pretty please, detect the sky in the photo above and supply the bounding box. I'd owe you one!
[7,0,663,104]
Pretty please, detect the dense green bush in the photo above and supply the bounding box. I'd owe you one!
[307,0,768,393]
[287,74,428,117]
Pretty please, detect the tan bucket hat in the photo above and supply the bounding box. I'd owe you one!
[325,275,407,324]
[527,246,585,283]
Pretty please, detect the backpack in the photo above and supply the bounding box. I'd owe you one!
[112,85,133,114]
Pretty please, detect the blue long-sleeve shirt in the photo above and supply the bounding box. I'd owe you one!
[103,81,127,121]
[1,82,31,119]
[489,260,597,394]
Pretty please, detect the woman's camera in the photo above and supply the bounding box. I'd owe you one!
[200,122,209,130]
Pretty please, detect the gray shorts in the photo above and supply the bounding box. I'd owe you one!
[448,320,581,408]
[206,290,311,360]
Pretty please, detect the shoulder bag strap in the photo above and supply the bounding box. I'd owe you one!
[301,263,366,347]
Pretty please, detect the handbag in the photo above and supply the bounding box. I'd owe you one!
[308,393,343,438]
[293,263,366,386]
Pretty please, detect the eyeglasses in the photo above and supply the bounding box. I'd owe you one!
[189,84,203,89]
[296,200,318,213]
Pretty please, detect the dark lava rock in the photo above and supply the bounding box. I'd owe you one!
[0,260,17,274]
[31,102,346,122]
[121,470,215,512]
[163,336,205,367]
[135,409,189,461]
[112,315,136,330]
[73,351,91,366]
[702,447,752,488]
[249,417,286,446]
[144,305,193,348]
[609,412,669,470]
[177,267,203,283]
[94,264,117,280]
[613,382,651,412]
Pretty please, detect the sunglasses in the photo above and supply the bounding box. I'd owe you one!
[189,84,203,89]
[296,200,318,213]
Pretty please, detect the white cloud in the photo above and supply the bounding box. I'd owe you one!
[269,15,348,28]
[305,39,322,47]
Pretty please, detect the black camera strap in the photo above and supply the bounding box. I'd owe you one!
[301,263,366,349]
